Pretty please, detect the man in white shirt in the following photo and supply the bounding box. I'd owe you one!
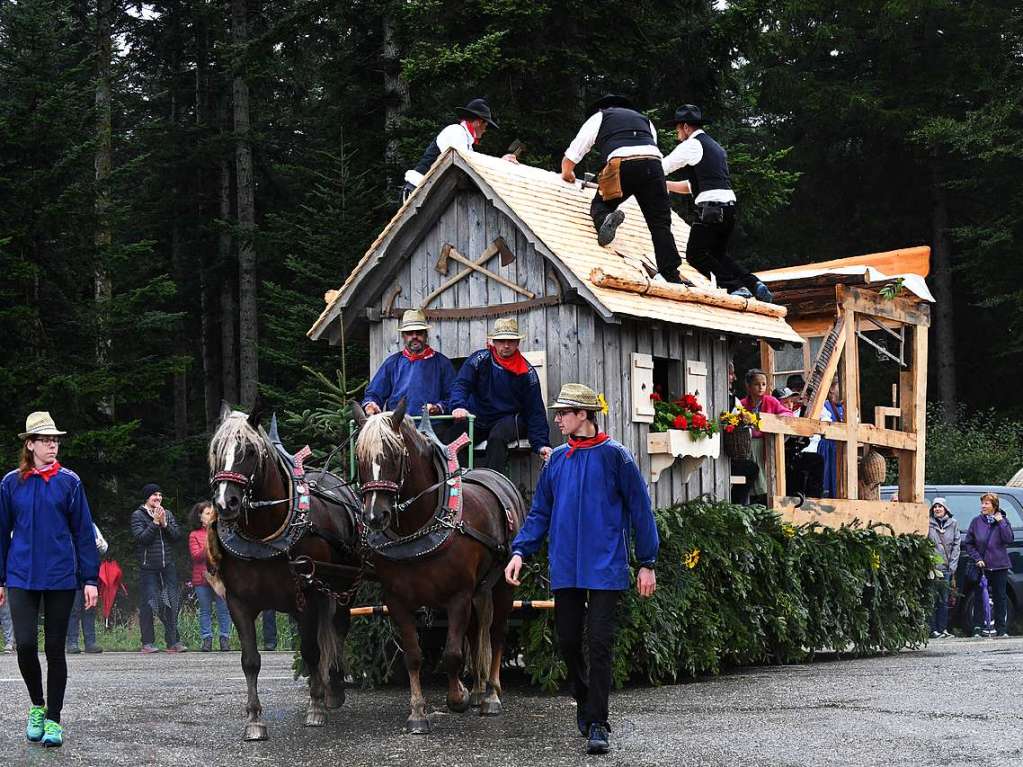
[662,105,773,302]
[402,98,517,201]
[561,94,687,284]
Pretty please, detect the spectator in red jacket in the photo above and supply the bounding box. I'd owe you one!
[188,501,232,652]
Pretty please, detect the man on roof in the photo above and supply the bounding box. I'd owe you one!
[402,98,519,202]
[449,318,552,471]
[561,94,686,285]
[362,310,456,417]
[661,104,774,302]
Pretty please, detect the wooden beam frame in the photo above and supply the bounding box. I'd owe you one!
[772,497,928,535]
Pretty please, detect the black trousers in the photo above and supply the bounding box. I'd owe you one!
[448,414,526,473]
[8,588,76,723]
[685,203,758,293]
[139,564,180,647]
[730,458,759,505]
[554,588,620,729]
[590,158,682,283]
[788,451,824,498]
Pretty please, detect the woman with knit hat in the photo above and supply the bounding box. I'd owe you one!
[130,482,186,653]
[927,497,960,638]
[0,412,99,747]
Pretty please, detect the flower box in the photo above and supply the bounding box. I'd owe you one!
[647,429,721,483]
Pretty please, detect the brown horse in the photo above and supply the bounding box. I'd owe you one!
[351,399,525,733]
[208,404,361,740]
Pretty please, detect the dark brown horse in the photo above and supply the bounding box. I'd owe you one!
[208,404,361,740]
[351,399,526,733]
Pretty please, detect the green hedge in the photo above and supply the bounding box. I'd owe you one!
[342,500,934,689]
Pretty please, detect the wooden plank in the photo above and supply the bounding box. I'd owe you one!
[898,324,928,503]
[837,284,932,327]
[668,327,686,502]
[843,306,860,501]
[758,413,917,451]
[772,497,929,535]
[804,315,846,420]
[711,337,730,499]
[758,245,932,281]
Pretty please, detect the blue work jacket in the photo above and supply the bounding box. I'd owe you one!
[363,350,456,415]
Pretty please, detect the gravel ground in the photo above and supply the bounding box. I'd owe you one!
[1,635,1022,766]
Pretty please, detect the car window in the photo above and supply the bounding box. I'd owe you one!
[939,493,1023,530]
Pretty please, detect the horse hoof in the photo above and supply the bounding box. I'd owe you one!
[447,695,470,714]
[243,723,269,741]
[304,712,327,727]
[468,691,483,708]
[406,718,431,734]
[480,699,502,716]
[324,689,346,710]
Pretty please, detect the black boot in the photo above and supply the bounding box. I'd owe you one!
[587,722,610,754]
[201,638,212,652]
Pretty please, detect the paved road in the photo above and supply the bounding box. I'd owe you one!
[1,636,1022,766]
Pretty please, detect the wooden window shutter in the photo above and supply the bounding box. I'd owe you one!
[685,359,708,402]
[631,353,655,423]
[522,350,548,407]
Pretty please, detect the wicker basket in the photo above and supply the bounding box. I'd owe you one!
[722,426,753,461]
[860,449,887,486]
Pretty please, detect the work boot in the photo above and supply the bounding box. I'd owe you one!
[597,210,625,246]
[219,635,230,652]
[201,638,212,653]
[65,645,80,654]
[26,705,46,742]
[753,281,775,303]
[586,722,610,755]
[84,644,103,654]
[166,642,188,653]
[41,720,63,748]
[730,287,753,298]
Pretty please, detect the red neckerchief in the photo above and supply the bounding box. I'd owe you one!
[462,119,480,145]
[402,345,435,362]
[489,345,529,375]
[21,461,61,482]
[566,432,609,458]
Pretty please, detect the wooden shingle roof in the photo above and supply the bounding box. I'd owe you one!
[308,149,802,345]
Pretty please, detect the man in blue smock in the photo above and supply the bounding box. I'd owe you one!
[504,383,658,756]
[362,309,456,418]
[449,317,552,471]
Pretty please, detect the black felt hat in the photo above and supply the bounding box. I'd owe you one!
[455,98,499,129]
[663,104,708,128]
[588,94,635,115]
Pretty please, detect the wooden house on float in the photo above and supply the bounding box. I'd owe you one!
[307,148,934,534]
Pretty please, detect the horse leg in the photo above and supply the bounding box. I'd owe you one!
[480,579,515,717]
[324,606,350,710]
[390,601,430,734]
[443,594,473,714]
[466,607,485,708]
[299,600,327,727]
[229,600,267,741]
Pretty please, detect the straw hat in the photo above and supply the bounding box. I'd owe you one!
[490,317,523,340]
[549,383,602,411]
[19,411,67,440]
[398,309,430,332]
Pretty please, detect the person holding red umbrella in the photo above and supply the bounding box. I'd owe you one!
[0,412,99,748]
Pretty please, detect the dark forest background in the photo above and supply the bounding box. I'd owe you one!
[2,0,1022,549]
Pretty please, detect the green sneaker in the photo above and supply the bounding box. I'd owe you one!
[26,705,46,742]
[41,719,63,748]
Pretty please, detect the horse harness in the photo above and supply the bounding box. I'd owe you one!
[210,415,364,610]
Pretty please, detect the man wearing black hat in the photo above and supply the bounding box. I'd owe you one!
[402,98,518,201]
[130,484,186,653]
[662,105,773,302]
[561,94,685,284]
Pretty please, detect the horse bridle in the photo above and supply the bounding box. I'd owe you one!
[358,444,413,517]
[210,450,292,520]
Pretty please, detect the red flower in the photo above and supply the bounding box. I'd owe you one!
[725,424,736,433]
[673,414,688,430]
[650,392,662,402]
[683,394,702,412]
[692,413,708,429]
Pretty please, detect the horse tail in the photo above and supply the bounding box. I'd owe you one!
[470,589,494,692]
[316,598,341,687]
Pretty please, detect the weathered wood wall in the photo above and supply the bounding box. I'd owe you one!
[365,188,732,506]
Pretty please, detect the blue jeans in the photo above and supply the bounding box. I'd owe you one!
[66,589,97,648]
[195,585,232,640]
[262,611,277,647]
[930,571,951,633]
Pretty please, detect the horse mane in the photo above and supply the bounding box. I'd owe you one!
[355,412,418,463]
[208,411,270,470]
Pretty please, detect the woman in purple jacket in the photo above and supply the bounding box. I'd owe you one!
[0,412,99,747]
[962,492,1014,637]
